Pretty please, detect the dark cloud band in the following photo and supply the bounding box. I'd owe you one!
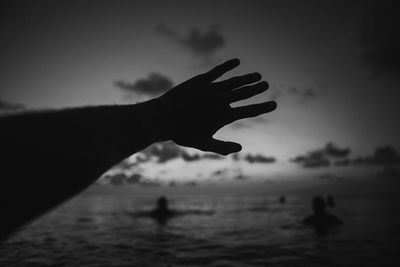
[157,25,226,58]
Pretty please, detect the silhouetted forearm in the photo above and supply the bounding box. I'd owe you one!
[0,99,170,239]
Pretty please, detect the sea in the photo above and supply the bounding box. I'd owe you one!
[1,181,400,267]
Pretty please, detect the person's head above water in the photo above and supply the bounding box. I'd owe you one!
[312,196,326,215]
[157,196,169,211]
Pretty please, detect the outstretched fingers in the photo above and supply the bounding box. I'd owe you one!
[214,72,262,90]
[229,81,269,103]
[203,58,240,82]
[229,101,277,123]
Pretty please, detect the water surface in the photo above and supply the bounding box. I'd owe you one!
[1,189,400,266]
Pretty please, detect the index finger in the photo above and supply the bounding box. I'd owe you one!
[203,58,240,81]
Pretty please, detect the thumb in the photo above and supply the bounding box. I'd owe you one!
[199,138,242,155]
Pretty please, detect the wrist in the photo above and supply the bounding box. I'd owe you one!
[140,98,174,142]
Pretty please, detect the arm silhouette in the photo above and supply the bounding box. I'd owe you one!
[0,59,276,239]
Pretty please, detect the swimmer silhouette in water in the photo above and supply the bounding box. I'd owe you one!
[303,196,342,235]
[148,196,176,225]
[134,196,214,226]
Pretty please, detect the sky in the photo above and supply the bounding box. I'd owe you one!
[1,0,399,184]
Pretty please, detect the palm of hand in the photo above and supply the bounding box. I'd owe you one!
[159,59,276,155]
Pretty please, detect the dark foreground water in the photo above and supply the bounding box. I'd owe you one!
[1,188,400,267]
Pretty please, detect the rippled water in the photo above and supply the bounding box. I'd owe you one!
[1,190,400,266]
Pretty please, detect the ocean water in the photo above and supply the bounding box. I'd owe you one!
[1,188,400,267]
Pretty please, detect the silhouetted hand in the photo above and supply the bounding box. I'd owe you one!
[159,58,277,155]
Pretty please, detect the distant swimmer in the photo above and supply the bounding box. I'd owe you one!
[326,195,335,207]
[134,196,176,225]
[149,196,176,224]
[279,195,286,204]
[134,196,214,225]
[303,196,342,234]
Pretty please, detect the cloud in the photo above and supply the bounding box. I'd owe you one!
[211,168,243,180]
[99,143,278,185]
[181,152,223,161]
[157,24,226,58]
[115,73,173,97]
[352,145,400,166]
[144,142,183,163]
[243,153,276,164]
[324,142,351,158]
[292,143,400,169]
[291,142,351,168]
[133,142,225,164]
[229,152,276,164]
[231,153,240,161]
[291,152,331,168]
[202,153,224,160]
[269,84,326,104]
[0,99,24,112]
[113,142,277,169]
[357,0,400,76]
[100,172,144,186]
[182,181,198,187]
[372,145,400,165]
[181,153,201,162]
[287,86,324,100]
